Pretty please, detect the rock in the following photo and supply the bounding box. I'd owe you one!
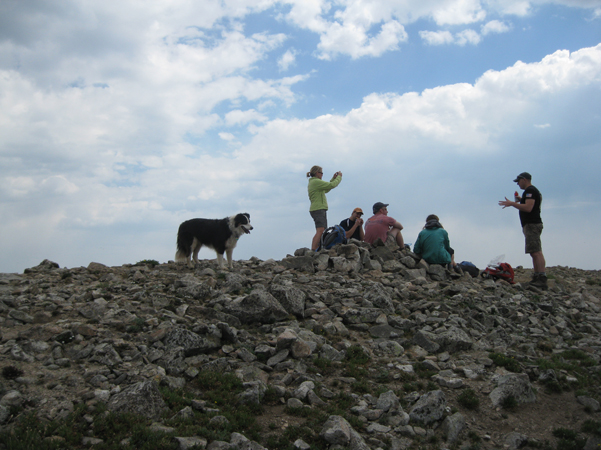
[2,255,601,450]
[440,412,465,443]
[408,390,446,425]
[222,290,289,324]
[107,380,167,419]
[161,325,217,357]
[489,374,536,407]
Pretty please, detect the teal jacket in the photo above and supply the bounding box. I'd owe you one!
[413,226,452,265]
[308,175,342,211]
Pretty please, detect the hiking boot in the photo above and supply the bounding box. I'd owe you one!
[530,273,548,290]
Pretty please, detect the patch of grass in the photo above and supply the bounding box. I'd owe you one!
[158,386,192,410]
[126,317,146,333]
[457,388,480,410]
[536,349,601,391]
[501,395,518,410]
[552,428,586,450]
[553,429,579,440]
[311,356,335,375]
[489,353,522,373]
[2,365,24,380]
[581,419,601,436]
[468,431,481,442]
[137,259,160,267]
[345,345,370,365]
[350,379,371,394]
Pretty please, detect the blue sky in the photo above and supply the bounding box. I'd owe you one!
[1,0,600,273]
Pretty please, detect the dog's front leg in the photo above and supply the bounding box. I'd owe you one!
[216,253,225,269]
[226,249,234,269]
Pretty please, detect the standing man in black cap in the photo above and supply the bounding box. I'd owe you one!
[499,172,547,289]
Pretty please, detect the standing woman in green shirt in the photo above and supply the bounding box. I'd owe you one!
[307,165,342,250]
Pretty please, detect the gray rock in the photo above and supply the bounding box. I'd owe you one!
[577,396,601,412]
[174,436,208,450]
[376,390,400,412]
[107,380,167,419]
[489,374,536,407]
[223,290,289,324]
[269,285,306,318]
[440,412,465,443]
[409,390,446,425]
[363,283,395,314]
[505,432,529,450]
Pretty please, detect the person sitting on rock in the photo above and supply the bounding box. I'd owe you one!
[339,207,365,241]
[413,214,461,274]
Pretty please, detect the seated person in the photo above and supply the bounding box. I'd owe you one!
[364,202,404,247]
[413,214,461,273]
[339,207,364,241]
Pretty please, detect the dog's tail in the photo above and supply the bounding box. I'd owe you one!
[175,228,192,263]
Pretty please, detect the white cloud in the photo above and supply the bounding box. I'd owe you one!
[1,1,601,271]
[481,19,511,35]
[219,132,236,141]
[225,109,268,126]
[419,30,455,45]
[278,49,297,71]
[420,28,480,45]
[455,29,481,45]
[431,0,487,25]
[316,19,408,60]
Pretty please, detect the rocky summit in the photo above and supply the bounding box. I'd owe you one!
[2,240,601,450]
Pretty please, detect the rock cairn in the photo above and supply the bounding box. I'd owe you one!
[1,240,601,450]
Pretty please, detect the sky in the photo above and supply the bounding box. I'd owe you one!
[1,0,601,273]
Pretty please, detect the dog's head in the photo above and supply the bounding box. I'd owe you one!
[234,213,253,234]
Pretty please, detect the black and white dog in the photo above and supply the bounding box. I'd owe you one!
[175,213,253,269]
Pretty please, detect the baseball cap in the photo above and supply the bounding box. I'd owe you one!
[513,172,532,182]
[372,202,389,214]
[353,207,363,215]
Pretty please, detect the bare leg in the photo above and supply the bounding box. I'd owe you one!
[312,227,325,251]
[388,228,404,248]
[531,251,546,273]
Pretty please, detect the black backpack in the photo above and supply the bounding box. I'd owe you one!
[319,225,347,250]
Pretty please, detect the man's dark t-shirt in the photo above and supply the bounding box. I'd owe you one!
[340,218,361,240]
[519,185,543,226]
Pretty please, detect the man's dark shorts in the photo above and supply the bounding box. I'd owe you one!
[523,223,543,254]
[310,209,327,229]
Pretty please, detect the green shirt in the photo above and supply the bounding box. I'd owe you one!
[413,227,452,265]
[307,175,342,211]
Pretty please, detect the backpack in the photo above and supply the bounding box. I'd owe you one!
[319,225,348,250]
[458,261,480,278]
[481,262,515,284]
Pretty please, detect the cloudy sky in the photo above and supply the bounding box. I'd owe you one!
[1,0,600,273]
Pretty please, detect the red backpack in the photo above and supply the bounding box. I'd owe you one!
[481,262,515,284]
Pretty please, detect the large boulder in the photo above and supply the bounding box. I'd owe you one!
[223,290,289,324]
[107,380,168,419]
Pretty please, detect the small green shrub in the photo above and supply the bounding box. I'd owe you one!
[582,419,601,436]
[489,353,522,373]
[2,365,23,380]
[345,345,370,365]
[457,388,480,410]
[501,395,518,410]
[137,259,160,267]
